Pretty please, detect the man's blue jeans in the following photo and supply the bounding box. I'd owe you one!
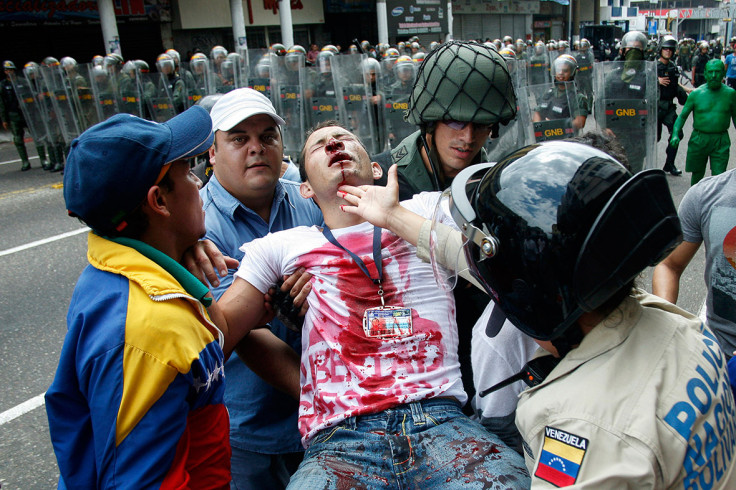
[287,398,530,489]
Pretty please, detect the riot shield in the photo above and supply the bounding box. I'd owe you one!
[331,54,382,155]
[10,76,50,146]
[139,72,177,122]
[245,49,273,101]
[381,59,415,149]
[272,51,305,161]
[519,82,584,143]
[594,61,657,173]
[527,50,551,86]
[40,64,81,144]
[300,64,340,130]
[483,104,530,163]
[68,63,102,128]
[504,57,528,91]
[574,50,594,107]
[117,70,145,118]
[182,60,213,108]
[88,64,120,121]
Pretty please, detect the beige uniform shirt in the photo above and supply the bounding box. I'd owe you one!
[517,292,736,489]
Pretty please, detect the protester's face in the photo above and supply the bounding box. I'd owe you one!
[429,121,491,178]
[211,114,283,200]
[302,126,377,195]
[164,160,206,245]
[705,64,725,90]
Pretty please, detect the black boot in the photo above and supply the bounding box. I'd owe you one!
[663,163,682,176]
[21,160,31,171]
[51,161,64,173]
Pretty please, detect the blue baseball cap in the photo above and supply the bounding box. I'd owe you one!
[64,106,214,234]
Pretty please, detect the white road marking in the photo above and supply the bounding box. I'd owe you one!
[0,227,89,257]
[0,393,45,426]
[0,155,40,166]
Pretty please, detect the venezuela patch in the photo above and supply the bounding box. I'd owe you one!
[534,426,588,487]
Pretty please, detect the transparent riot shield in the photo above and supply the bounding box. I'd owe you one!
[594,61,657,173]
[10,75,50,146]
[527,48,551,86]
[519,82,584,143]
[361,58,388,153]
[574,50,595,108]
[483,108,530,163]
[117,70,145,118]
[182,60,213,108]
[40,64,81,144]
[272,51,305,162]
[300,64,340,130]
[504,57,528,91]
[331,54,381,155]
[227,52,246,88]
[88,64,120,121]
[139,72,177,122]
[244,49,273,101]
[382,60,415,149]
[68,63,101,128]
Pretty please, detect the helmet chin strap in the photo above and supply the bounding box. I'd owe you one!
[420,131,443,191]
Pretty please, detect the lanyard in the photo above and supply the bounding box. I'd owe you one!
[322,225,385,306]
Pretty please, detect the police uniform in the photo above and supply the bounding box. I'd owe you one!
[573,51,594,107]
[0,72,35,170]
[517,292,736,488]
[692,52,710,87]
[657,59,684,173]
[534,86,588,124]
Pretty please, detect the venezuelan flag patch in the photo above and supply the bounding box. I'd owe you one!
[534,426,588,487]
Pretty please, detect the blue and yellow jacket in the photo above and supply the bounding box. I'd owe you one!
[46,233,230,489]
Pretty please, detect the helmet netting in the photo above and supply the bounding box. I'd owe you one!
[406,41,517,127]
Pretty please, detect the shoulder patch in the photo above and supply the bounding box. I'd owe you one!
[534,426,588,487]
[392,145,408,163]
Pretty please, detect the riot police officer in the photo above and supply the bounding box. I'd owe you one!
[1,61,36,170]
[657,35,685,176]
[691,41,710,87]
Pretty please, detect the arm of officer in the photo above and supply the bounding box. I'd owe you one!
[652,240,701,304]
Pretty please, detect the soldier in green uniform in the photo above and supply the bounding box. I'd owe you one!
[671,59,736,185]
[1,60,39,171]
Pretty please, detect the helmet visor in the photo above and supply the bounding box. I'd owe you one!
[428,189,469,291]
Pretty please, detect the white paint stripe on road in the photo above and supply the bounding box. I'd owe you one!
[0,393,45,426]
[0,227,89,257]
[0,155,40,166]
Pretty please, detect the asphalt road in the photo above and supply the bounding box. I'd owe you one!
[0,114,732,488]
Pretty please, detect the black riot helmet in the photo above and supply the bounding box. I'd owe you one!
[659,35,677,55]
[449,141,682,345]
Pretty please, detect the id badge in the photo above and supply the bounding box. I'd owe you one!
[363,306,413,338]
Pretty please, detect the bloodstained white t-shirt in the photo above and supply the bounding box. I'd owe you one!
[235,192,466,446]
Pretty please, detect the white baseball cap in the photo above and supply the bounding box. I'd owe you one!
[209,87,285,131]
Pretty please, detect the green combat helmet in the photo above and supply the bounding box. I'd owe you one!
[406,40,516,128]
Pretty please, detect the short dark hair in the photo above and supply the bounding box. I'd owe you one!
[298,120,369,182]
[568,130,631,172]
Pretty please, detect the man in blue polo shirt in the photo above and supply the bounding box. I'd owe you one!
[201,88,323,489]
[725,45,736,89]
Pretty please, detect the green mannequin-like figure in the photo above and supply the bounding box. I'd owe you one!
[671,59,736,185]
